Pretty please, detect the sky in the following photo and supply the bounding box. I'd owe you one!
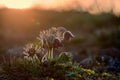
[0,0,120,16]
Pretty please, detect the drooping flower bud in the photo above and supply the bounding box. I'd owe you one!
[63,31,75,41]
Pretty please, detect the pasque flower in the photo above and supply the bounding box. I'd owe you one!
[37,27,74,62]
[23,43,41,61]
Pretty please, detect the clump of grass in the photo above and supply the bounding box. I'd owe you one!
[1,55,120,80]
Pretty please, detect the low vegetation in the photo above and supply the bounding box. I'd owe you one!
[0,27,120,80]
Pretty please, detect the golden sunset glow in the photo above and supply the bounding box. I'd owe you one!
[0,0,34,9]
[0,0,120,15]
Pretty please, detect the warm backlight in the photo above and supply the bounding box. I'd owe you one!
[1,0,34,9]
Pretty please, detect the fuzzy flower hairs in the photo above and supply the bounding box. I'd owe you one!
[37,27,74,49]
[23,27,74,62]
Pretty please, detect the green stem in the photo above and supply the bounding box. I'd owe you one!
[51,48,54,59]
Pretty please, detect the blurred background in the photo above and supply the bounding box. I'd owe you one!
[0,0,120,63]
[0,8,120,54]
